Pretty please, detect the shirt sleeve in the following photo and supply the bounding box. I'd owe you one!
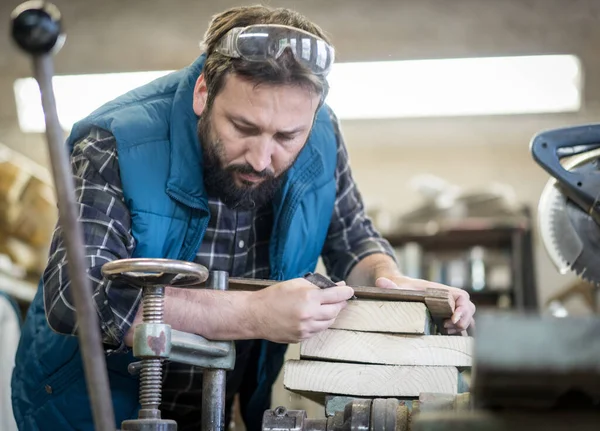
[320,109,397,281]
[43,127,141,350]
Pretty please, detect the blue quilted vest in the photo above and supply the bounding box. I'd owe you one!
[11,54,338,431]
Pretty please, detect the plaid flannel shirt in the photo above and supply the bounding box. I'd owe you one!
[42,110,395,428]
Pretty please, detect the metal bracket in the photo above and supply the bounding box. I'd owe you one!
[170,329,235,370]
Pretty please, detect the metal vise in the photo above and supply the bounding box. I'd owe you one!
[263,399,407,431]
[102,258,236,431]
[263,394,471,431]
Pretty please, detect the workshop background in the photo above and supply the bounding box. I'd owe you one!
[0,0,598,428]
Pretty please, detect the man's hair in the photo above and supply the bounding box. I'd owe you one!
[200,5,332,109]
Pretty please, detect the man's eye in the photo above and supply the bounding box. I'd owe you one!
[235,124,258,135]
[276,134,295,142]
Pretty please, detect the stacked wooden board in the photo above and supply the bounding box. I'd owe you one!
[0,142,56,275]
[283,297,473,399]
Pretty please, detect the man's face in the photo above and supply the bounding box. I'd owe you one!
[193,73,321,210]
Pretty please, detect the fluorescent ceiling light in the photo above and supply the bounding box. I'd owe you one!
[328,55,581,119]
[14,71,172,133]
[14,54,581,133]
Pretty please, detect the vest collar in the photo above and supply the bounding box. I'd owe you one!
[166,54,209,210]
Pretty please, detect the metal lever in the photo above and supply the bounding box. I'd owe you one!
[10,2,116,430]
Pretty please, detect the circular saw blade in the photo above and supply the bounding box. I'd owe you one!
[538,149,600,286]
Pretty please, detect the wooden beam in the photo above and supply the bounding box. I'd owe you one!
[283,360,459,397]
[301,330,473,366]
[331,301,433,334]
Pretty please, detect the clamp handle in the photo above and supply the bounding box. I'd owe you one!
[102,258,209,287]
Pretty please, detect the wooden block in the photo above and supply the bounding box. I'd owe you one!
[283,360,459,397]
[331,300,433,334]
[301,330,473,366]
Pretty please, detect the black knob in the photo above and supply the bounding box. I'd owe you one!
[11,1,64,55]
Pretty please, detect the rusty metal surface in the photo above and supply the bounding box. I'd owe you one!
[262,407,309,431]
[133,323,171,358]
[370,398,399,431]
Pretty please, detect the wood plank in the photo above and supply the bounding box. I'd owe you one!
[331,300,433,334]
[225,277,454,318]
[300,330,473,366]
[283,360,459,397]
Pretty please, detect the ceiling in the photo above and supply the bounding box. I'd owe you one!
[1,0,600,163]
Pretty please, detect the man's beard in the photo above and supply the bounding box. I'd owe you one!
[198,112,293,211]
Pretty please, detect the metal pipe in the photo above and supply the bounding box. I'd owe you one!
[202,271,229,431]
[207,270,229,291]
[202,369,227,431]
[33,54,116,431]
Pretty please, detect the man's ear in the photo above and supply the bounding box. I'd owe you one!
[193,73,209,116]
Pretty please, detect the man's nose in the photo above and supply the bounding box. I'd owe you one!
[246,136,273,173]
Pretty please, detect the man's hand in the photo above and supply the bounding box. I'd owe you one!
[249,278,355,343]
[376,276,476,333]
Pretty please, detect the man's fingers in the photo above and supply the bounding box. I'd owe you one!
[319,285,355,304]
[446,305,474,330]
[375,276,408,290]
[456,314,473,330]
[314,302,347,321]
[450,310,462,325]
[306,318,336,337]
[450,300,467,324]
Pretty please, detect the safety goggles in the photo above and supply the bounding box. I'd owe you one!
[214,24,335,76]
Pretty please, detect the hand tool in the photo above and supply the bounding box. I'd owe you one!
[303,272,358,299]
